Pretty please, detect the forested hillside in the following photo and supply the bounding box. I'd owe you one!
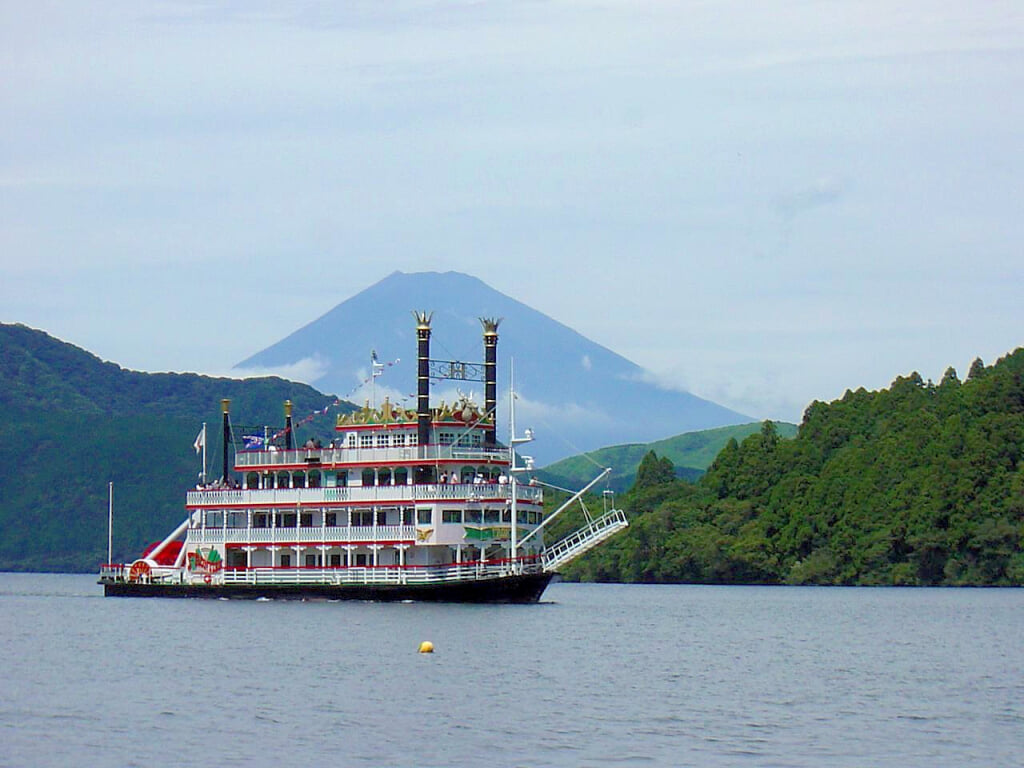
[539,421,798,492]
[558,350,1024,586]
[0,323,351,572]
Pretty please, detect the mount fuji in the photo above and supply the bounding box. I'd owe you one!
[234,271,750,464]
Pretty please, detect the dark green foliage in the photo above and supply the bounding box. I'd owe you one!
[0,323,355,572]
[634,451,676,490]
[557,350,1024,586]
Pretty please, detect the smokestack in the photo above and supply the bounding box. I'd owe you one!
[481,317,501,447]
[284,400,294,451]
[414,311,433,448]
[221,398,231,484]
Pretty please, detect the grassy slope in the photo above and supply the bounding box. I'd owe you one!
[538,421,798,493]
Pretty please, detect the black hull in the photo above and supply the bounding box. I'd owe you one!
[102,571,554,603]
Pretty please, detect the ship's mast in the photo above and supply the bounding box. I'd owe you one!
[107,481,113,564]
[507,358,534,575]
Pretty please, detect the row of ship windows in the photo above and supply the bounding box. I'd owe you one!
[200,508,543,528]
[340,431,483,449]
[244,466,506,490]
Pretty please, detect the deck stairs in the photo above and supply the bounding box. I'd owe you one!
[542,508,629,572]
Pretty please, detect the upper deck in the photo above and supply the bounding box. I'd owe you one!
[234,443,508,471]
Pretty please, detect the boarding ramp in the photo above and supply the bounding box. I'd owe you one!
[542,508,629,572]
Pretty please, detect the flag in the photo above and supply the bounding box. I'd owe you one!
[372,349,384,379]
[193,426,205,455]
[243,435,265,451]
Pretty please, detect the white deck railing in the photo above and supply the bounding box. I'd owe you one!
[233,445,508,469]
[188,525,418,545]
[221,560,542,586]
[186,483,542,508]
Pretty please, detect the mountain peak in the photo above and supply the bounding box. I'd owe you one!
[234,271,749,462]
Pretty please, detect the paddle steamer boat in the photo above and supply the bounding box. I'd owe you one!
[99,313,627,602]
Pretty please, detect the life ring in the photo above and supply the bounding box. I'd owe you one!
[203,573,212,585]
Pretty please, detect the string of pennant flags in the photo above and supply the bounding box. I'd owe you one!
[206,348,479,452]
[257,351,402,445]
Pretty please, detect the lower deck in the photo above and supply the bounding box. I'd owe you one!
[101,565,553,603]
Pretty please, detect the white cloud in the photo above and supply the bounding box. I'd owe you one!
[231,356,330,386]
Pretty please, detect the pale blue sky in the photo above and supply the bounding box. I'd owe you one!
[2,1,1021,423]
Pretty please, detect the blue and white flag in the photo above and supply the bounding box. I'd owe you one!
[243,435,265,451]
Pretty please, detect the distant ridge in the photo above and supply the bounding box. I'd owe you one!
[538,421,799,493]
[235,270,751,463]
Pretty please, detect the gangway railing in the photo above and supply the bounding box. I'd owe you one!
[541,508,628,572]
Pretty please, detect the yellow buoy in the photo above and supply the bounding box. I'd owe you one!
[418,641,434,654]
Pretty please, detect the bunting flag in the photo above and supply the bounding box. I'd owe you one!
[267,352,401,442]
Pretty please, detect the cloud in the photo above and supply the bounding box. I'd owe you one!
[231,356,330,386]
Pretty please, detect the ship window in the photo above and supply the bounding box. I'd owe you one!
[227,512,246,528]
[438,432,454,445]
[442,510,462,524]
[326,513,337,527]
[300,513,313,527]
[335,471,348,487]
[253,513,268,528]
[465,509,482,524]
[472,433,482,447]
[352,510,373,526]
[305,554,319,567]
[361,468,375,486]
[402,508,414,525]
[484,509,500,523]
[394,468,408,485]
[205,512,223,528]
[408,433,417,447]
[355,554,368,566]
[375,433,387,448]
[330,554,342,566]
[461,469,474,483]
[376,509,388,526]
[392,433,405,447]
[417,508,433,525]
[360,434,373,449]
[502,510,511,523]
[378,468,392,486]
[277,471,290,489]
[308,470,321,488]
[517,511,528,524]
[282,513,297,528]
[246,472,259,489]
[280,554,291,567]
[347,433,357,448]
[292,472,306,489]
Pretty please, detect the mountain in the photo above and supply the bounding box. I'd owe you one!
[538,421,799,493]
[235,270,751,463]
[0,323,350,572]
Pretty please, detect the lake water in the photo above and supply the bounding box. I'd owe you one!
[1,574,1021,767]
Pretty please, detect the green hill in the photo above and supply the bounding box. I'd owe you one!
[538,421,798,492]
[557,350,1024,586]
[0,323,354,572]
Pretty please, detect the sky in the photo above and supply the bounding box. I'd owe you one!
[2,1,1022,425]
